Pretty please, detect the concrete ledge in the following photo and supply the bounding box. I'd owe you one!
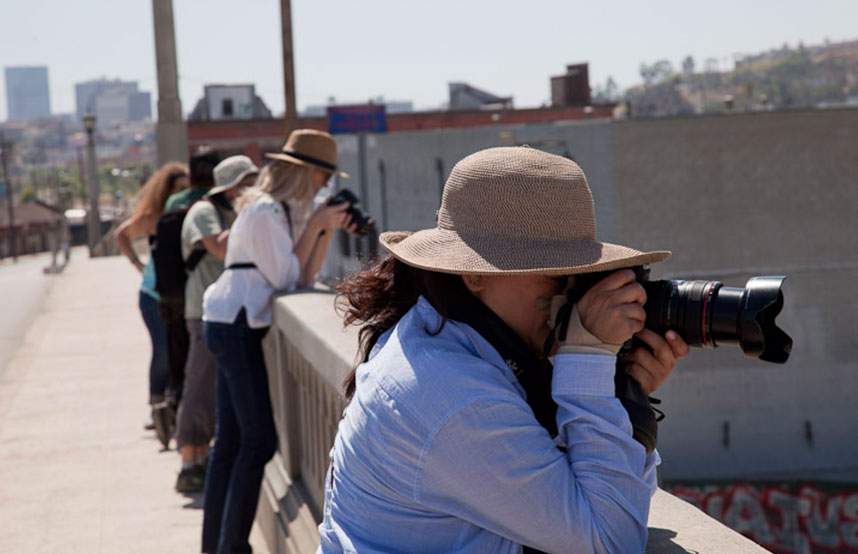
[271,288,357,393]
[262,291,769,553]
[647,489,768,552]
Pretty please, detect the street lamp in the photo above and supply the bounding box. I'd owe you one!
[82,113,101,254]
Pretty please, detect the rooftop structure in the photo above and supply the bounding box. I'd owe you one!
[551,63,592,108]
[188,84,272,122]
[448,82,513,111]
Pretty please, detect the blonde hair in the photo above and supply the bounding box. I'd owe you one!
[236,161,317,236]
[132,162,188,224]
[237,161,315,207]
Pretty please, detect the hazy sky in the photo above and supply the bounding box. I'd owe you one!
[1,0,856,120]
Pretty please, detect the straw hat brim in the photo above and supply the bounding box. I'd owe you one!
[265,152,350,179]
[379,229,671,276]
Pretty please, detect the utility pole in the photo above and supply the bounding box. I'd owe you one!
[280,0,298,134]
[0,132,16,261]
[82,114,101,254]
[152,0,188,164]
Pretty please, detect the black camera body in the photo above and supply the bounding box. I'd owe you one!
[558,267,793,454]
[325,189,374,236]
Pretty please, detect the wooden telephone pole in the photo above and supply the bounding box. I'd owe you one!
[152,0,188,164]
[280,0,298,134]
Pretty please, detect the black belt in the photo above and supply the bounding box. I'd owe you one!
[227,262,257,270]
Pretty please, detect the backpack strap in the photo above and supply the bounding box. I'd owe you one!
[185,248,207,272]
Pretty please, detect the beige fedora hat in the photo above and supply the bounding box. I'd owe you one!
[380,146,670,276]
[266,129,349,178]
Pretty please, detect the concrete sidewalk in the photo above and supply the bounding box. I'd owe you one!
[0,256,267,553]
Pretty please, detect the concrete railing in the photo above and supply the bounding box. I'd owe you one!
[258,290,769,554]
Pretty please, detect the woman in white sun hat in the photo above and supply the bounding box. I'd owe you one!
[320,146,689,553]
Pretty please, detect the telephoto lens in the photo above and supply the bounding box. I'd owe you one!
[567,267,793,364]
[637,268,793,364]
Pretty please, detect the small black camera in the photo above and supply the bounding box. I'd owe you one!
[325,189,374,236]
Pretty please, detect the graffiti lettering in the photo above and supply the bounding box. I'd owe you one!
[664,482,858,554]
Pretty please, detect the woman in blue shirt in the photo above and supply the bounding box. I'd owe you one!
[320,147,689,553]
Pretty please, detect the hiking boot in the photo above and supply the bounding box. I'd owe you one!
[151,402,174,450]
[195,461,208,487]
[175,465,205,494]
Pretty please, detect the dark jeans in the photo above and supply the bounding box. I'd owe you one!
[159,295,189,407]
[202,311,275,554]
[138,291,169,402]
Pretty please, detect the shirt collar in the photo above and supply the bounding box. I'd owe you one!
[413,296,526,398]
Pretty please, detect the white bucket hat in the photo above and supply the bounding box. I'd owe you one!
[380,146,671,276]
[206,155,259,197]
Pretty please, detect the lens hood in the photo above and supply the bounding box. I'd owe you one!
[738,276,792,364]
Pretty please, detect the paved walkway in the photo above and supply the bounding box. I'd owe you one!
[0,255,267,553]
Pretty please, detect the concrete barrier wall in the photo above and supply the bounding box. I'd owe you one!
[609,110,858,482]
[259,291,769,553]
[326,108,858,483]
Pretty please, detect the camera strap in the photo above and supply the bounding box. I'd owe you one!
[279,201,294,240]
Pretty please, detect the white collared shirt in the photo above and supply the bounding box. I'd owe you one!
[203,193,300,328]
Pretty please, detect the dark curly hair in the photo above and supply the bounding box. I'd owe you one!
[335,254,473,399]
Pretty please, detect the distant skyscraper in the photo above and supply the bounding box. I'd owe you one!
[4,66,51,121]
[74,78,151,125]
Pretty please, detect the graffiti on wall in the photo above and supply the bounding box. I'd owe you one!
[663,482,858,554]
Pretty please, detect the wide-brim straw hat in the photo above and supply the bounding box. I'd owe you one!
[380,146,670,276]
[266,129,349,179]
[206,155,259,197]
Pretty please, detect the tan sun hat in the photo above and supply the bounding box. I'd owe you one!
[266,129,349,179]
[380,146,670,276]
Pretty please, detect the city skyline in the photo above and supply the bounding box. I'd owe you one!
[1,0,857,121]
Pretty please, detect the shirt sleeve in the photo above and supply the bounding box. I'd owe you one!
[181,201,222,260]
[416,353,652,554]
[190,202,222,240]
[247,204,301,292]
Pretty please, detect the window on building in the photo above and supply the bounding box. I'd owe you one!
[222,98,234,118]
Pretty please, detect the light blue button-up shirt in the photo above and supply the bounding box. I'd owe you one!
[319,296,659,554]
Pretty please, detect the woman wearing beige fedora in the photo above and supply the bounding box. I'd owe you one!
[319,146,689,553]
[201,130,356,554]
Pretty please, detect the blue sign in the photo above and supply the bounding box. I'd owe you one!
[0,181,6,199]
[327,105,387,135]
